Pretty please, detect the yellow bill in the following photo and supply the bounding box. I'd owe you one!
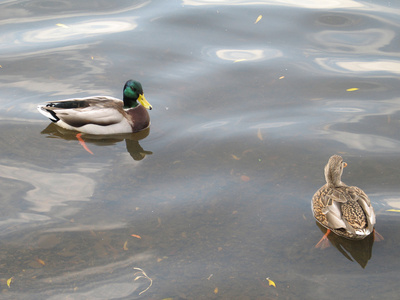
[138,94,152,110]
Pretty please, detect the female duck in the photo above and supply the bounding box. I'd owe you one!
[37,80,152,135]
[312,155,376,246]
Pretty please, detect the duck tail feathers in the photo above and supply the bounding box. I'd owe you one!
[37,105,59,122]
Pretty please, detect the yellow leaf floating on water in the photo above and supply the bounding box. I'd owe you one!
[266,277,276,288]
[387,209,400,212]
[234,58,247,63]
[214,287,219,294]
[279,76,285,79]
[7,277,13,288]
[346,88,359,92]
[36,258,45,266]
[255,15,262,24]
[56,23,69,28]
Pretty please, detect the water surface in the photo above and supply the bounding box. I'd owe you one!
[1,0,400,299]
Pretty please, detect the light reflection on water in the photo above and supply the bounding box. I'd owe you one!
[317,59,400,74]
[0,161,96,213]
[1,0,400,299]
[182,0,365,9]
[214,48,282,62]
[22,20,137,44]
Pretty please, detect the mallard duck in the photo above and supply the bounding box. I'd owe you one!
[311,155,377,246]
[37,80,152,135]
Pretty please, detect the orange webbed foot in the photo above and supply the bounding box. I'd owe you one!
[315,229,331,249]
[373,229,384,242]
[76,133,94,155]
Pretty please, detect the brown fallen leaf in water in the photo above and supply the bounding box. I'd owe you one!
[214,287,219,294]
[36,258,45,266]
[257,128,263,141]
[279,75,285,79]
[231,154,241,160]
[131,234,142,239]
[241,175,250,182]
[123,240,128,251]
[242,149,254,155]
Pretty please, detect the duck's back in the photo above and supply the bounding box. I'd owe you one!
[312,185,343,228]
[312,184,373,239]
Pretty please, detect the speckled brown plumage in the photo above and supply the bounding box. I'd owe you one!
[311,155,376,240]
[341,195,367,229]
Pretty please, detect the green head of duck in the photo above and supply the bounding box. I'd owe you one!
[123,80,152,110]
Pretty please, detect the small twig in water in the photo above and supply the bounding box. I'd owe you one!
[133,267,153,295]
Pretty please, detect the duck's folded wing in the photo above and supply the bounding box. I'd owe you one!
[329,190,348,203]
[39,97,125,127]
[351,186,371,206]
[322,201,347,229]
[55,106,125,127]
[354,188,376,228]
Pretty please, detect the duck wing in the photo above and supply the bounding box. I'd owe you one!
[38,96,126,127]
[351,186,376,230]
[322,199,347,229]
[317,187,351,230]
[320,189,362,234]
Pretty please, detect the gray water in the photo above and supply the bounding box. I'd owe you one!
[1,0,400,299]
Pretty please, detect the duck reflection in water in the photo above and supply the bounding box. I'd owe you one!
[315,222,374,269]
[41,123,152,161]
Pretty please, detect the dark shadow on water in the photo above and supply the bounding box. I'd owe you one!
[40,123,152,161]
[315,222,374,268]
